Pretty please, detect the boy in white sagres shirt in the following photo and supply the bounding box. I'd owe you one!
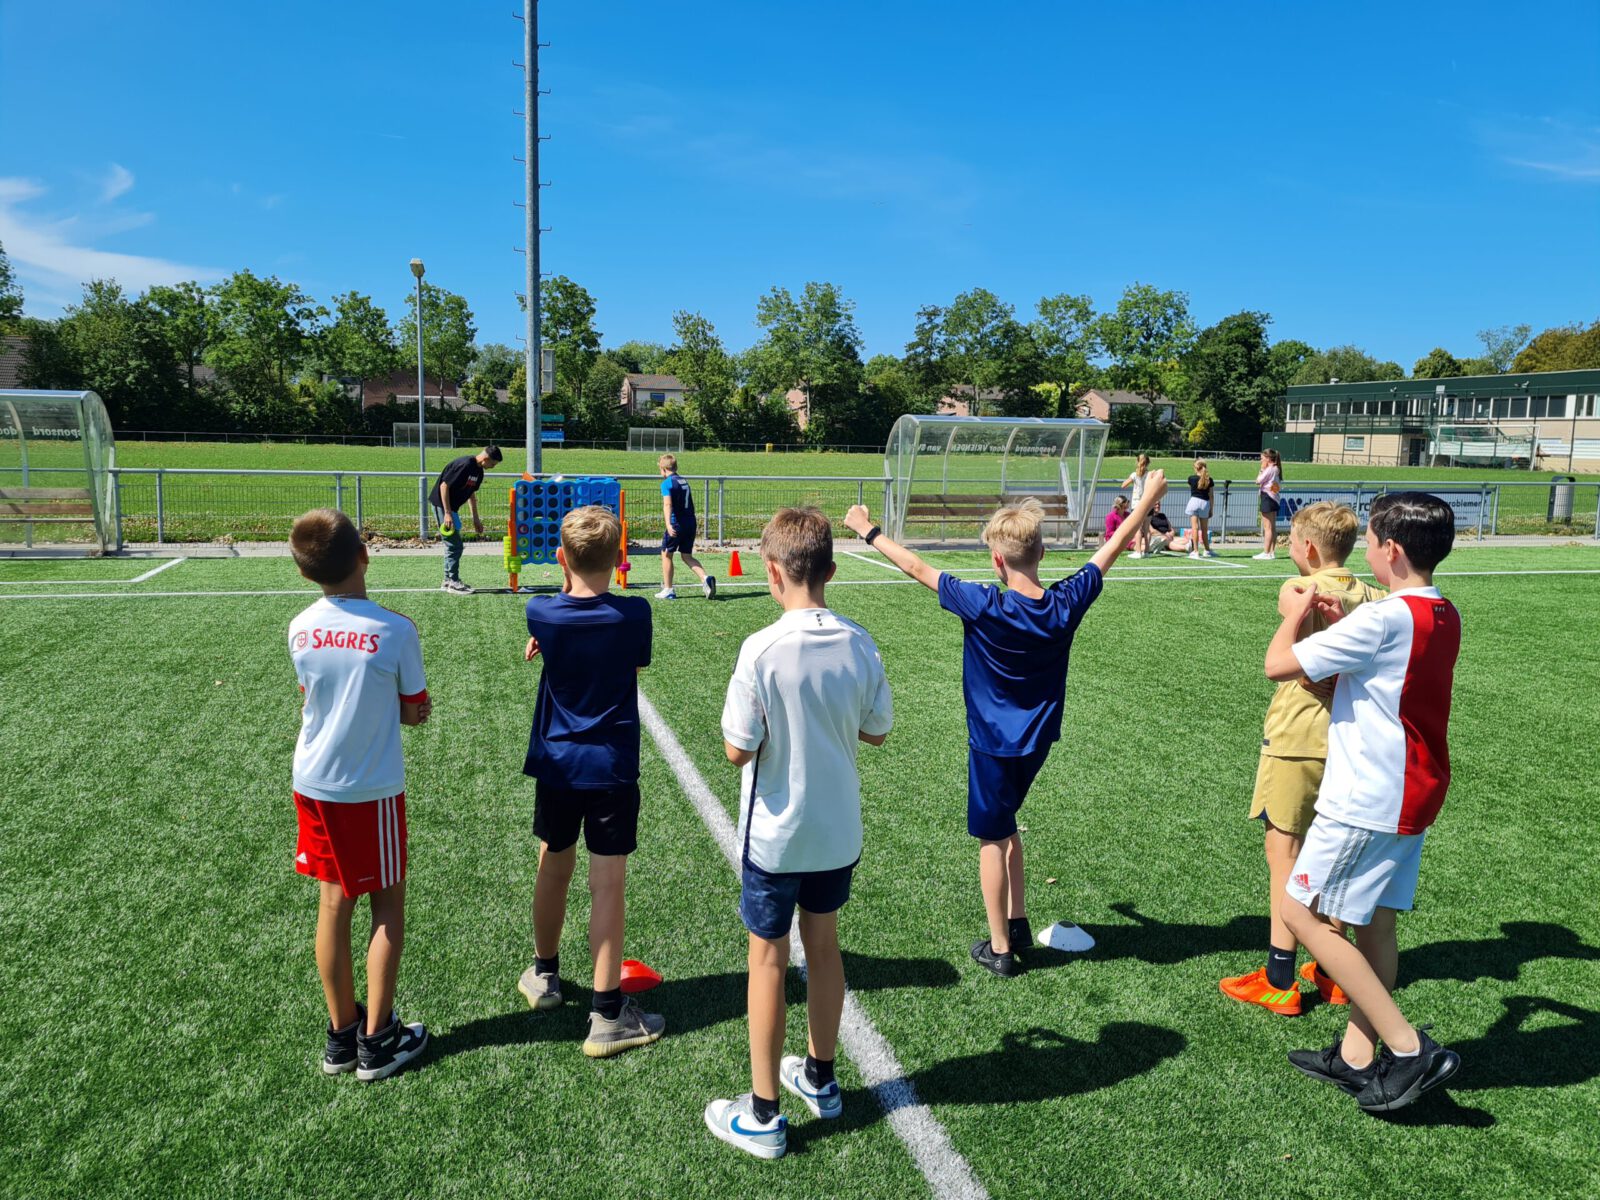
[704,508,892,1160]
[288,509,431,1082]
[1265,493,1462,1114]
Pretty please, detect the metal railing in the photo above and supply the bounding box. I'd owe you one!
[3,466,1598,547]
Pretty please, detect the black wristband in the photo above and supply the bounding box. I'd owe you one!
[864,525,882,545]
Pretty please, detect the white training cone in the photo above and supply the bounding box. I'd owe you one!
[1038,921,1096,953]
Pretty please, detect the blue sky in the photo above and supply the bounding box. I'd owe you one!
[2,0,1597,365]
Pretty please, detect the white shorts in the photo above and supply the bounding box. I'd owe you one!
[1284,815,1424,926]
[1185,497,1211,518]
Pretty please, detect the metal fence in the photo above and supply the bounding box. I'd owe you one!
[3,466,1598,547]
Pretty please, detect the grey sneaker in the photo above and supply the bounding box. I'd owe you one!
[581,996,665,1058]
[442,578,474,595]
[705,1094,787,1160]
[703,575,717,600]
[780,1054,842,1119]
[516,964,562,1011]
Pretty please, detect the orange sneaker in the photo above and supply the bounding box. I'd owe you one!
[1219,966,1303,1016]
[1300,961,1349,1005]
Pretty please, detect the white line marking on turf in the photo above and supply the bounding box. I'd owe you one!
[128,556,187,583]
[637,691,988,1200]
[3,566,1599,601]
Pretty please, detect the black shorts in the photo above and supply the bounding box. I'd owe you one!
[1259,494,1281,518]
[662,521,696,556]
[533,780,640,856]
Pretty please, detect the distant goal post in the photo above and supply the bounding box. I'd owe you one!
[627,426,685,455]
[393,422,455,450]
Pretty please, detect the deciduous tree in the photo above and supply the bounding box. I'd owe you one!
[397,282,476,411]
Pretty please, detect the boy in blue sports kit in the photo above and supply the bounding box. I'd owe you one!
[656,454,715,600]
[845,472,1166,975]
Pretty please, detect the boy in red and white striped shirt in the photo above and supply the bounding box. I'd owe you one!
[289,509,432,1082]
[1264,492,1462,1114]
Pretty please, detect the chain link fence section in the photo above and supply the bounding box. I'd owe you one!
[95,468,1600,546]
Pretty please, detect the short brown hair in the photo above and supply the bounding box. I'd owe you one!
[759,507,833,587]
[291,508,364,585]
[1291,501,1359,563]
[561,505,621,574]
[658,454,677,473]
[982,498,1046,567]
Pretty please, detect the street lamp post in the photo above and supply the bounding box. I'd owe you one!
[410,258,427,537]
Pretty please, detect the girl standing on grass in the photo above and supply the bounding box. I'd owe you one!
[1255,449,1283,560]
[1121,454,1152,557]
[1186,458,1216,558]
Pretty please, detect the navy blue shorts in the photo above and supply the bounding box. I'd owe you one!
[662,521,696,556]
[967,746,1051,840]
[533,780,640,856]
[739,858,855,941]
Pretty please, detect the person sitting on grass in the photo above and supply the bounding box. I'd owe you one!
[656,453,716,600]
[1267,493,1462,1113]
[1220,501,1384,1018]
[287,508,431,1082]
[705,507,893,1161]
[1104,495,1130,543]
[844,475,1166,978]
[517,505,664,1059]
[1144,502,1192,555]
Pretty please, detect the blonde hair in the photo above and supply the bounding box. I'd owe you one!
[1112,495,1130,515]
[1194,458,1211,491]
[983,497,1046,567]
[1291,501,1359,563]
[658,454,678,473]
[759,507,833,586]
[1136,453,1150,474]
[561,504,622,574]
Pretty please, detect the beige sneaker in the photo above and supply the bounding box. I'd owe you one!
[582,997,665,1058]
[517,964,563,1011]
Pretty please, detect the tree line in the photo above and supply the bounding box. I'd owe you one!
[2,241,1595,451]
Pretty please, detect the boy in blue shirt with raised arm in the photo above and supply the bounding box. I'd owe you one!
[845,472,1166,976]
[656,454,715,600]
[517,505,664,1057]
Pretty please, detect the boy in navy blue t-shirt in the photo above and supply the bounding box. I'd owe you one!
[657,453,716,600]
[845,472,1167,976]
[517,505,665,1057]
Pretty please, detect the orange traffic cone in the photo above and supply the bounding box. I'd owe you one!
[620,959,663,995]
[728,550,744,577]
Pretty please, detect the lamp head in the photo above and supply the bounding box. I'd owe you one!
[409,258,425,279]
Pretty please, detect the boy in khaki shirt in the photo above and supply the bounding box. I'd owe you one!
[1220,502,1384,1016]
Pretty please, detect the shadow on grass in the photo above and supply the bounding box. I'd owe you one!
[1400,921,1600,985]
[428,954,961,1065]
[1027,902,1269,967]
[1446,995,1600,1091]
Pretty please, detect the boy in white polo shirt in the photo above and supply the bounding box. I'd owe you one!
[704,507,893,1161]
[288,508,431,1082]
[1265,492,1462,1113]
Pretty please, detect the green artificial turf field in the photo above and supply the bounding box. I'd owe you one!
[1,543,1597,1198]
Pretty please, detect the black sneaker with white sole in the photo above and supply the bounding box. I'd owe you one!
[1354,1028,1459,1113]
[1288,1036,1375,1097]
[971,938,1019,978]
[322,1003,366,1076]
[356,1011,429,1081]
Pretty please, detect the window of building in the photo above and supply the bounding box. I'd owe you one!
[1547,396,1569,419]
[1578,394,1597,418]
[1492,398,1510,419]
[1344,435,1366,451]
[1510,397,1527,419]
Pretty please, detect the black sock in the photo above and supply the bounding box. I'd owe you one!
[535,954,559,977]
[751,1093,780,1124]
[1265,947,1296,990]
[591,987,623,1021]
[805,1055,835,1089]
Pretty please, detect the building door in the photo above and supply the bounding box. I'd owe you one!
[1407,437,1423,466]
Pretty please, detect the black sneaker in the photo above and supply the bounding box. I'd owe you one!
[1354,1028,1459,1113]
[322,1003,366,1076]
[971,939,1019,978]
[703,575,717,600]
[1288,1036,1375,1097]
[1008,917,1034,957]
[356,1010,429,1082]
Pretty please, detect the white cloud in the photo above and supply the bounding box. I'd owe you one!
[0,176,223,310]
[1484,115,1600,184]
[100,163,135,203]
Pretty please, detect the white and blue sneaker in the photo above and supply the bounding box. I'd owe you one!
[780,1054,843,1119]
[704,1094,787,1160]
[655,587,676,600]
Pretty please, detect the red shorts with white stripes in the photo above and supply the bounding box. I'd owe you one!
[293,792,407,897]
